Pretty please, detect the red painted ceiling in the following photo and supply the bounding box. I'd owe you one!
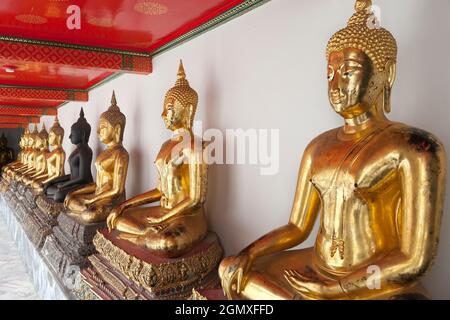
[0,0,243,52]
[0,0,253,128]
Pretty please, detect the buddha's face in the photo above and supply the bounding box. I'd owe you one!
[70,127,82,145]
[35,136,43,149]
[328,48,374,118]
[48,131,57,147]
[28,136,35,148]
[162,96,189,131]
[97,118,116,144]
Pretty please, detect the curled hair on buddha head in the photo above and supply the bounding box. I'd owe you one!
[100,91,126,141]
[71,108,91,143]
[326,0,397,73]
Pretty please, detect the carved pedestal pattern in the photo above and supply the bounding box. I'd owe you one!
[79,230,223,300]
[41,212,105,289]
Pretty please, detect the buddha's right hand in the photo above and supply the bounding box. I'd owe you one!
[220,252,253,299]
[107,205,125,232]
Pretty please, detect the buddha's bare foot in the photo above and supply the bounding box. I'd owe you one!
[117,232,146,246]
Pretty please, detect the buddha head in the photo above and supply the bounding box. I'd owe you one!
[163,60,199,131]
[97,91,126,146]
[326,0,397,119]
[28,125,39,149]
[36,124,49,150]
[70,108,91,145]
[49,116,64,148]
[21,128,29,150]
[0,133,7,149]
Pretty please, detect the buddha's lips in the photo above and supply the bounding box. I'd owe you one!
[330,92,347,105]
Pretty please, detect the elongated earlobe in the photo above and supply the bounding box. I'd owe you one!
[115,124,122,143]
[383,61,396,114]
[383,85,391,113]
[185,104,195,129]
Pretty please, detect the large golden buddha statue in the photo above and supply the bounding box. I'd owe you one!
[106,61,208,258]
[64,92,129,224]
[219,0,447,300]
[20,125,49,185]
[28,117,66,192]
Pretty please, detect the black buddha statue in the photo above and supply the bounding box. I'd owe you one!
[44,109,94,203]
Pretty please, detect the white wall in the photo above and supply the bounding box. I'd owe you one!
[39,0,450,298]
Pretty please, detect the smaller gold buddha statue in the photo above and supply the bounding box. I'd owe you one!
[106,61,208,258]
[64,92,129,224]
[80,61,222,300]
[9,125,39,182]
[0,133,14,170]
[28,117,66,193]
[2,129,27,179]
[20,125,50,185]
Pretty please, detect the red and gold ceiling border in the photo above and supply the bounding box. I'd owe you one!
[0,123,28,129]
[0,106,58,116]
[0,36,152,74]
[0,86,88,102]
[0,116,40,124]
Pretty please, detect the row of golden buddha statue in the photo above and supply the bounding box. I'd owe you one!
[0,0,447,300]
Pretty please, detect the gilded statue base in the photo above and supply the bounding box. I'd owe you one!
[17,183,27,197]
[24,187,39,210]
[0,178,9,193]
[9,180,19,192]
[41,212,105,287]
[36,195,65,218]
[21,194,63,249]
[14,197,29,223]
[79,230,223,300]
[2,184,15,206]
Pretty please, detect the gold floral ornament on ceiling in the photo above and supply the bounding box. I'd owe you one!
[87,16,115,28]
[134,1,169,15]
[15,14,48,25]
